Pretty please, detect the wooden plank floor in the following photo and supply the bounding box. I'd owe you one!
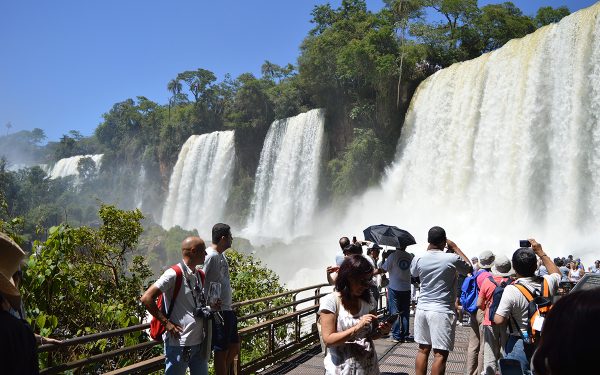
[260,319,470,375]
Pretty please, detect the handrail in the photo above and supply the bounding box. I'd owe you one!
[38,323,151,353]
[37,283,367,374]
[232,283,330,308]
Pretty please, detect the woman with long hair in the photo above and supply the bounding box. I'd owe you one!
[319,254,391,374]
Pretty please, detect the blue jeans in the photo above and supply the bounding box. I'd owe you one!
[387,288,411,340]
[165,344,208,375]
[504,335,533,375]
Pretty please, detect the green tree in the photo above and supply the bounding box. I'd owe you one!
[22,205,152,370]
[475,2,536,52]
[535,6,570,27]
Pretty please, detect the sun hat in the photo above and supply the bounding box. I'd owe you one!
[479,250,495,268]
[492,254,514,277]
[0,232,26,310]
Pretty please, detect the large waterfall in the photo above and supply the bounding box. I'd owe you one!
[49,154,103,179]
[161,131,236,232]
[245,109,325,241]
[329,4,600,262]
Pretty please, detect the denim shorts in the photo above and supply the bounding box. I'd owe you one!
[212,310,240,352]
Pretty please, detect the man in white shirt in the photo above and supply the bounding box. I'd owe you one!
[493,239,561,375]
[382,245,415,343]
[203,223,238,375]
[140,236,208,375]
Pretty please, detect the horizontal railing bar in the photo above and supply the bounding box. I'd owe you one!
[103,355,165,375]
[239,305,318,334]
[232,283,330,309]
[39,323,151,353]
[41,340,159,374]
[239,293,328,322]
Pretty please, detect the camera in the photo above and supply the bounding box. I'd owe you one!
[194,306,213,320]
[519,240,531,248]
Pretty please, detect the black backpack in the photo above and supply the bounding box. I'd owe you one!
[487,276,513,324]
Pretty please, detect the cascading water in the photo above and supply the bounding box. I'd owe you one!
[245,109,325,241]
[161,131,235,233]
[333,3,600,262]
[49,154,103,179]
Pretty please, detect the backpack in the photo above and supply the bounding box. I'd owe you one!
[512,277,553,345]
[317,292,341,354]
[460,269,485,314]
[486,276,513,323]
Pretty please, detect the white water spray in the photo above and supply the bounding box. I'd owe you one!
[161,131,235,233]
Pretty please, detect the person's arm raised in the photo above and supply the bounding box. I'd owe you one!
[446,239,473,272]
[529,238,560,275]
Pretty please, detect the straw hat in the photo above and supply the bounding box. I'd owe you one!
[0,232,25,310]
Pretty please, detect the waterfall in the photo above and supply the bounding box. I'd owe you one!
[134,165,146,209]
[245,109,325,241]
[336,4,600,259]
[49,154,103,179]
[161,131,236,232]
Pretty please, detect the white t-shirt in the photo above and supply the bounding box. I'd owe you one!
[203,248,233,311]
[154,262,204,346]
[495,273,561,335]
[319,293,378,374]
[382,250,414,292]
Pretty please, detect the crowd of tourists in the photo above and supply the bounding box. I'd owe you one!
[321,226,599,375]
[2,223,599,375]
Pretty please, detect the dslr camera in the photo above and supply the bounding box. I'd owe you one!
[194,306,213,320]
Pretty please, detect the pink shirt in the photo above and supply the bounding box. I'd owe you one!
[479,275,509,326]
[476,270,492,289]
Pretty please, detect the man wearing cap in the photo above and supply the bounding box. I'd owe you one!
[477,254,514,375]
[493,239,561,374]
[0,232,39,373]
[410,227,472,375]
[381,245,415,343]
[466,250,495,375]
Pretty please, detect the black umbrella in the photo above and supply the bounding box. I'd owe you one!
[363,224,416,248]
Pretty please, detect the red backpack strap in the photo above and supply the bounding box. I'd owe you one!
[197,268,206,287]
[165,264,183,317]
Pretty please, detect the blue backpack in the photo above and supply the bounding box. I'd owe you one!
[460,269,485,314]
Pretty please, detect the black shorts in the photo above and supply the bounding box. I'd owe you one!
[212,310,239,352]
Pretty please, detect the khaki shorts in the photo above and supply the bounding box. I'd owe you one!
[414,309,457,351]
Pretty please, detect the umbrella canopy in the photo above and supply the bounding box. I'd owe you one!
[363,224,416,248]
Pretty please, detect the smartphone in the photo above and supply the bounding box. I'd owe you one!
[352,236,357,243]
[498,359,524,375]
[519,240,531,248]
[380,313,399,325]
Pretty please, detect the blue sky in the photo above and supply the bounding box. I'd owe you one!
[0,0,597,143]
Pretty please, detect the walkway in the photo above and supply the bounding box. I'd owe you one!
[261,320,470,375]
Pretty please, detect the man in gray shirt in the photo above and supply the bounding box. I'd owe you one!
[410,226,472,375]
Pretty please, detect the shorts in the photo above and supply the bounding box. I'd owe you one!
[212,310,240,352]
[414,309,457,351]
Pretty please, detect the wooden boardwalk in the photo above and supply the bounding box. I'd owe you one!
[260,320,470,375]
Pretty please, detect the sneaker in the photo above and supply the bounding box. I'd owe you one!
[389,338,401,343]
[404,336,415,342]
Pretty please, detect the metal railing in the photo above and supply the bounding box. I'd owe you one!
[38,283,345,374]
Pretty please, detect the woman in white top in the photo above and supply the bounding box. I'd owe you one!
[568,261,583,282]
[319,254,391,374]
